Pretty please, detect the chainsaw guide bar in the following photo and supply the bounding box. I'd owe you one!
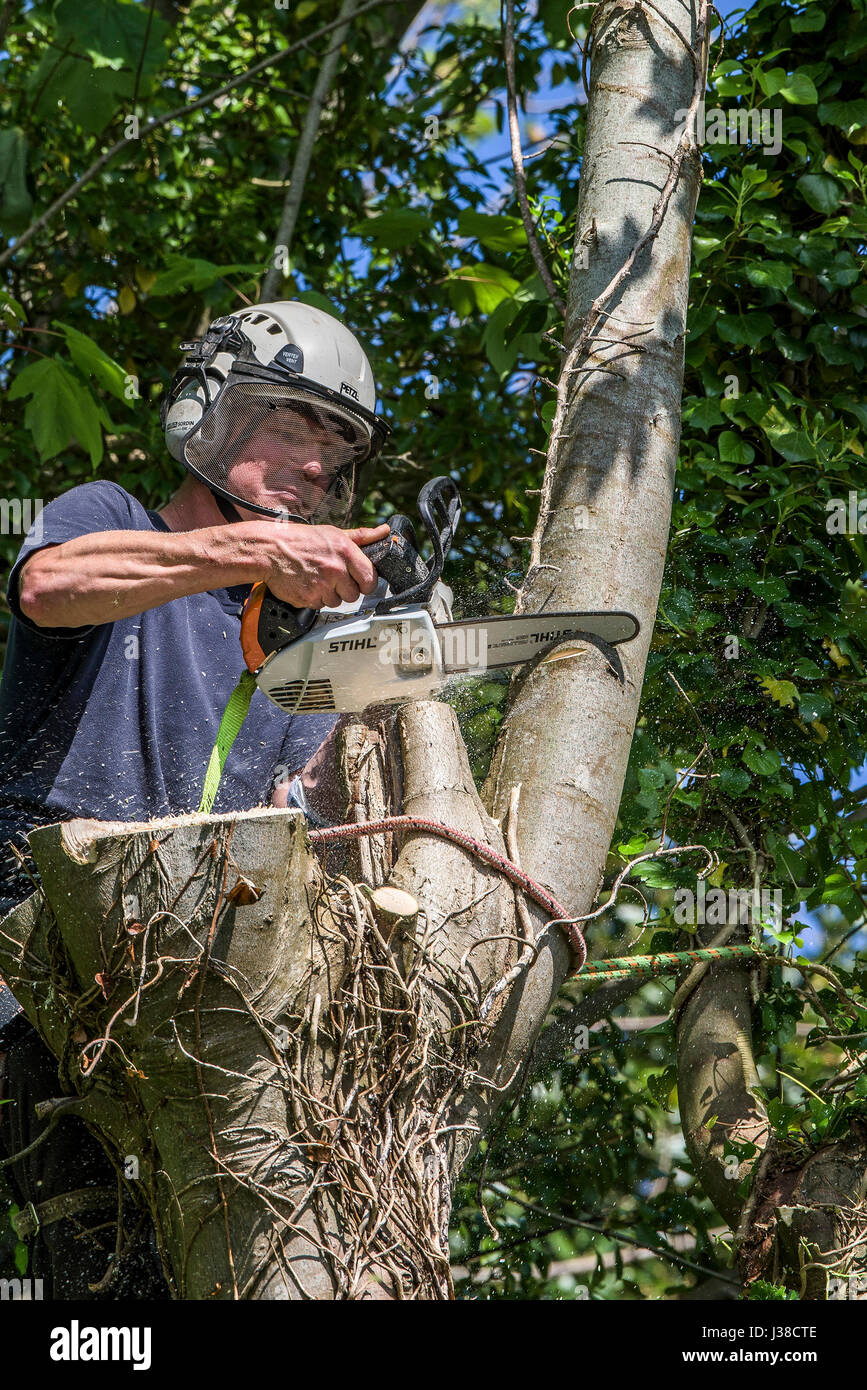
[255,607,640,714]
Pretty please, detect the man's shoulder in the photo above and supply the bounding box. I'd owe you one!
[43,479,148,525]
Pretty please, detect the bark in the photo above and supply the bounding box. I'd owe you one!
[676,926,769,1227]
[676,924,867,1298]
[468,0,709,1144]
[0,704,519,1299]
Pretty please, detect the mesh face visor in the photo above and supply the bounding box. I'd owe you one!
[183,380,371,524]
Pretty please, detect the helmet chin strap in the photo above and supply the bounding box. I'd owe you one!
[212,491,247,525]
[210,487,309,527]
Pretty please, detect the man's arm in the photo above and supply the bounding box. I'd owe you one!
[18,519,389,629]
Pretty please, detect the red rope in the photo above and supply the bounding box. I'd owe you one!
[308,815,587,968]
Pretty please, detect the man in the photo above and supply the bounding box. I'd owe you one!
[0,300,390,1297]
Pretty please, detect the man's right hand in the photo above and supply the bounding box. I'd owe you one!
[264,522,390,611]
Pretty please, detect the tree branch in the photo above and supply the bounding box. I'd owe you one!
[0,0,393,270]
[261,0,362,301]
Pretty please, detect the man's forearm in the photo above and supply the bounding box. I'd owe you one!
[17,522,273,628]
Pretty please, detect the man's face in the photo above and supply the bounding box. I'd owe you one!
[224,400,364,522]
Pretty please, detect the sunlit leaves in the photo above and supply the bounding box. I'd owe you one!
[349,208,434,250]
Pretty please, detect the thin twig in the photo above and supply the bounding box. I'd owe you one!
[502,0,566,314]
[0,0,394,268]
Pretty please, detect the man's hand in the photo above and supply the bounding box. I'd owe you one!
[265,522,390,610]
[270,716,350,820]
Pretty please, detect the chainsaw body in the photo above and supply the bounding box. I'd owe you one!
[257,606,448,712]
[241,476,641,716]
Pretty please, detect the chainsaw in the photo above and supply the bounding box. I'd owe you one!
[238,477,640,716]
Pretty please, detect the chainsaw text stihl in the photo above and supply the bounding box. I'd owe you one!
[239,477,640,716]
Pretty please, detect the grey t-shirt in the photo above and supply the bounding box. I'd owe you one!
[0,479,337,913]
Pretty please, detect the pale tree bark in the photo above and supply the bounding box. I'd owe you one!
[0,0,725,1298]
[677,909,867,1298]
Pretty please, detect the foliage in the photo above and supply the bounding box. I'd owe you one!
[1,0,865,1297]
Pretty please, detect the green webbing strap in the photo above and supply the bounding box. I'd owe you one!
[198,670,258,815]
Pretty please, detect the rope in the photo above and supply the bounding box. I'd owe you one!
[308,818,767,983]
[308,815,587,965]
[580,944,762,981]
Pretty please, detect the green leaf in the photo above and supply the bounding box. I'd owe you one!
[0,127,33,234]
[54,322,129,401]
[693,235,722,262]
[778,72,819,105]
[771,430,815,462]
[798,692,832,722]
[759,676,799,708]
[748,575,788,602]
[448,264,520,316]
[832,395,867,430]
[716,71,752,99]
[0,285,25,326]
[743,745,781,776]
[774,329,812,362]
[28,52,130,133]
[687,399,725,432]
[540,399,556,435]
[686,305,717,340]
[808,323,861,366]
[482,295,525,376]
[149,255,261,295]
[456,210,526,253]
[774,842,809,886]
[757,67,786,97]
[791,658,823,679]
[8,359,108,464]
[350,209,433,250]
[791,8,826,31]
[719,765,752,796]
[54,0,169,69]
[818,99,867,134]
[745,262,793,290]
[718,431,755,466]
[796,173,846,213]
[717,313,775,347]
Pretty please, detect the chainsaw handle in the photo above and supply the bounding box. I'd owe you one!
[240,516,429,672]
[373,476,460,615]
[241,480,461,671]
[240,586,316,672]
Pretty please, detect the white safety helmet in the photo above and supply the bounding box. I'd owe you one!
[161,300,390,524]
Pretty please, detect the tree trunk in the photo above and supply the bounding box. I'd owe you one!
[0,0,713,1298]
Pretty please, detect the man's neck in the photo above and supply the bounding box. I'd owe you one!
[158,477,232,532]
